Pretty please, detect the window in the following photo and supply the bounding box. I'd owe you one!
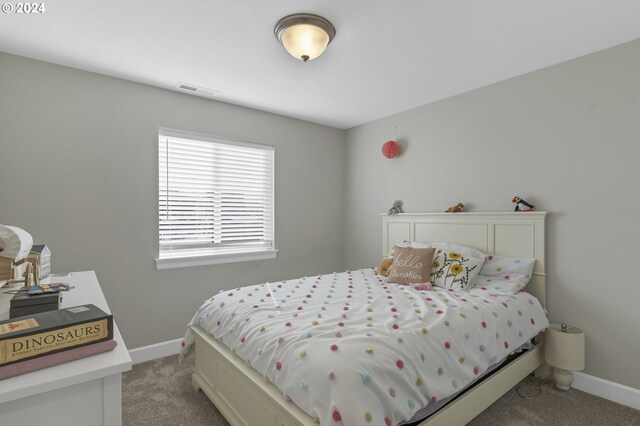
[156,128,276,269]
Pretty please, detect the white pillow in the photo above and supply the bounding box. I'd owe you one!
[431,248,484,290]
[397,242,486,258]
[476,255,535,293]
[393,241,433,249]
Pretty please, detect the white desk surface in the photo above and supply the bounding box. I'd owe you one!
[0,271,132,404]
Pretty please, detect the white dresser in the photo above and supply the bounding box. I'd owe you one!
[0,271,132,426]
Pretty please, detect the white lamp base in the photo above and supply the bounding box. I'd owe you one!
[552,367,574,391]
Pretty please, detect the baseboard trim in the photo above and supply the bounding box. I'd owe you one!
[573,372,640,410]
[128,338,183,364]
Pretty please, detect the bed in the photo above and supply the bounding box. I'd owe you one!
[185,212,548,425]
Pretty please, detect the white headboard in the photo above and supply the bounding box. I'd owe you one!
[382,212,547,308]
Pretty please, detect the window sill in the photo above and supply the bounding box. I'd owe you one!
[155,248,278,270]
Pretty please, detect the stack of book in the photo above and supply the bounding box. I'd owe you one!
[0,304,116,379]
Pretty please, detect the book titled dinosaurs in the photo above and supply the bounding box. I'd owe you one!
[0,304,113,366]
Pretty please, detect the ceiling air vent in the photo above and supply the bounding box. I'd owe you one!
[176,82,219,97]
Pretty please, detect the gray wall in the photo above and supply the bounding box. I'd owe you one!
[2,38,639,390]
[0,52,345,348]
[344,39,640,389]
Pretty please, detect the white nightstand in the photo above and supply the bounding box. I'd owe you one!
[0,271,131,425]
[545,323,585,390]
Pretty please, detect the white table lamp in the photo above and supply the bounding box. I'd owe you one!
[545,323,585,390]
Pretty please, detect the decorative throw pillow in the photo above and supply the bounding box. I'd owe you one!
[431,248,483,290]
[388,246,436,285]
[477,255,535,293]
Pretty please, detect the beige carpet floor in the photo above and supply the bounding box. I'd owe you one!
[123,354,640,426]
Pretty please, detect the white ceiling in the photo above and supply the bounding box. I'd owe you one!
[1,1,640,129]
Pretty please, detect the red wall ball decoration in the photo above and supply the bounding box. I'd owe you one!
[382,140,400,159]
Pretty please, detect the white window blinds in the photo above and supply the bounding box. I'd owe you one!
[158,129,274,259]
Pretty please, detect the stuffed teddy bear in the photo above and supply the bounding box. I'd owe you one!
[376,257,393,277]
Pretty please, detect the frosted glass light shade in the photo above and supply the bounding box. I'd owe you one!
[275,14,336,62]
[545,323,585,371]
[280,24,330,61]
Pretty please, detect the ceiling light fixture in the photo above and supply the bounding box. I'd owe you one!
[274,13,336,62]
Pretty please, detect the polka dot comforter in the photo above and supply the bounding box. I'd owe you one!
[183,268,548,425]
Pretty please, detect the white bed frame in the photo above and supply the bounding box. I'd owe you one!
[191,212,548,426]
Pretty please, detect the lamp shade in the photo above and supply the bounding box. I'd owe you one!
[275,14,336,62]
[0,225,33,260]
[545,323,585,371]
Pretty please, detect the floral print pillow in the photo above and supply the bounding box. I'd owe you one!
[430,243,486,262]
[431,249,484,290]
